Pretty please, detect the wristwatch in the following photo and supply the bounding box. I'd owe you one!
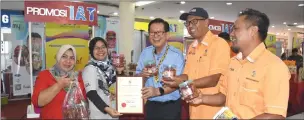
[159,87,164,96]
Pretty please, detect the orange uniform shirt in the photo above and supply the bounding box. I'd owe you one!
[184,31,230,119]
[219,43,290,119]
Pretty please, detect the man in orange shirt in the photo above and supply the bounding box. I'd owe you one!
[218,32,238,58]
[187,8,290,119]
[163,7,230,119]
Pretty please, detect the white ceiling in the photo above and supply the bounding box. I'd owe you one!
[103,1,304,38]
[2,1,303,38]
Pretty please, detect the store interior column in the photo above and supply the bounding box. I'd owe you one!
[118,1,135,65]
[287,32,297,55]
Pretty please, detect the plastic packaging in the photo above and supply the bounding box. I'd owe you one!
[112,54,125,67]
[179,80,200,101]
[62,80,89,119]
[162,65,176,81]
[144,60,157,75]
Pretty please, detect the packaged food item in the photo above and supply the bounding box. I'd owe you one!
[213,107,238,120]
[179,80,200,101]
[111,54,125,68]
[162,65,176,81]
[62,81,89,119]
[144,60,157,75]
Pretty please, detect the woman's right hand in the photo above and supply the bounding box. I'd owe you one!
[104,107,123,118]
[56,75,72,88]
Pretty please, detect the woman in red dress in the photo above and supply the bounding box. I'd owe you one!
[31,45,86,119]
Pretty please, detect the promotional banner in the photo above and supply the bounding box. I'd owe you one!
[11,15,44,96]
[45,23,90,71]
[1,9,23,28]
[208,19,234,35]
[24,1,98,26]
[95,17,120,53]
[265,34,277,55]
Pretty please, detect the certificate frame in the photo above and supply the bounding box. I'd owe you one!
[116,76,144,114]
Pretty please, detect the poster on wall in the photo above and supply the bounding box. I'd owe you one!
[265,34,277,55]
[208,19,234,35]
[11,15,45,96]
[95,16,120,54]
[45,23,90,71]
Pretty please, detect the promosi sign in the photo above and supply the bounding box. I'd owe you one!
[24,1,97,26]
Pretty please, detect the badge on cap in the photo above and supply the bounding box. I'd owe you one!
[191,9,196,12]
[252,71,256,77]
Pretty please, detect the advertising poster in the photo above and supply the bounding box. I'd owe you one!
[11,15,44,96]
[95,17,120,54]
[208,19,234,35]
[45,23,90,71]
[265,34,277,55]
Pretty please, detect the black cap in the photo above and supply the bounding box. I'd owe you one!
[180,7,209,20]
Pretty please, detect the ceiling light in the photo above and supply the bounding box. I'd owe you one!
[288,29,291,31]
[180,1,186,4]
[294,23,298,25]
[226,3,232,5]
[283,22,286,24]
[150,16,155,19]
[97,11,100,13]
[272,26,275,28]
[239,11,242,14]
[298,4,304,7]
[135,1,155,6]
[276,33,280,35]
[210,17,215,19]
[180,10,185,13]
[113,12,118,16]
[296,25,304,28]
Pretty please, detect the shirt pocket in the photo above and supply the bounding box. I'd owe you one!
[239,77,262,111]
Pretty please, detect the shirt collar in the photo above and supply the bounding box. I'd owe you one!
[236,43,266,63]
[153,43,168,56]
[192,31,214,48]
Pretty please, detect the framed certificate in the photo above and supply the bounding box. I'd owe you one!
[116,77,144,114]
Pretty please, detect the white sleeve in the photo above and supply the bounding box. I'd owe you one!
[82,65,97,93]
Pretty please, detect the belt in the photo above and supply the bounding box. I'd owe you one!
[147,98,181,105]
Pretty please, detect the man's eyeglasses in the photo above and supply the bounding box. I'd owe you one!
[184,19,206,27]
[149,31,165,36]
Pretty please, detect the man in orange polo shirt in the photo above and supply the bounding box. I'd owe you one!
[187,8,290,119]
[163,7,230,119]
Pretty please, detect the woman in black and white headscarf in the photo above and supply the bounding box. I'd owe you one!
[82,37,124,119]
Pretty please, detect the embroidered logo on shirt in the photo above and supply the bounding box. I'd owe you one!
[204,49,208,56]
[252,71,256,77]
[230,68,235,71]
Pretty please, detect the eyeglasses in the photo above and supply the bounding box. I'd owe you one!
[94,46,107,51]
[184,19,206,27]
[149,31,165,36]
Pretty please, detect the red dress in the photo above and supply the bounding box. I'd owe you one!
[31,70,86,119]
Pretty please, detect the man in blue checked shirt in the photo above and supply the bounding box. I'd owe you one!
[136,18,185,120]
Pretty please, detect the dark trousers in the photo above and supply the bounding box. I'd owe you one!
[145,99,181,120]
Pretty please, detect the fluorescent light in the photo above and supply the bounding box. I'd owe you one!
[113,12,118,16]
[272,26,275,28]
[135,1,155,6]
[298,4,304,6]
[150,16,155,19]
[296,25,304,28]
[180,10,185,13]
[283,22,286,24]
[239,11,242,13]
[294,23,298,25]
[180,1,186,4]
[226,3,232,5]
[288,29,291,31]
[210,17,215,19]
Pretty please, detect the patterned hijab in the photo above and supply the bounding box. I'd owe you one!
[49,45,78,92]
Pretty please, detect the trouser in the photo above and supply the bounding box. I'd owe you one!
[145,99,181,120]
